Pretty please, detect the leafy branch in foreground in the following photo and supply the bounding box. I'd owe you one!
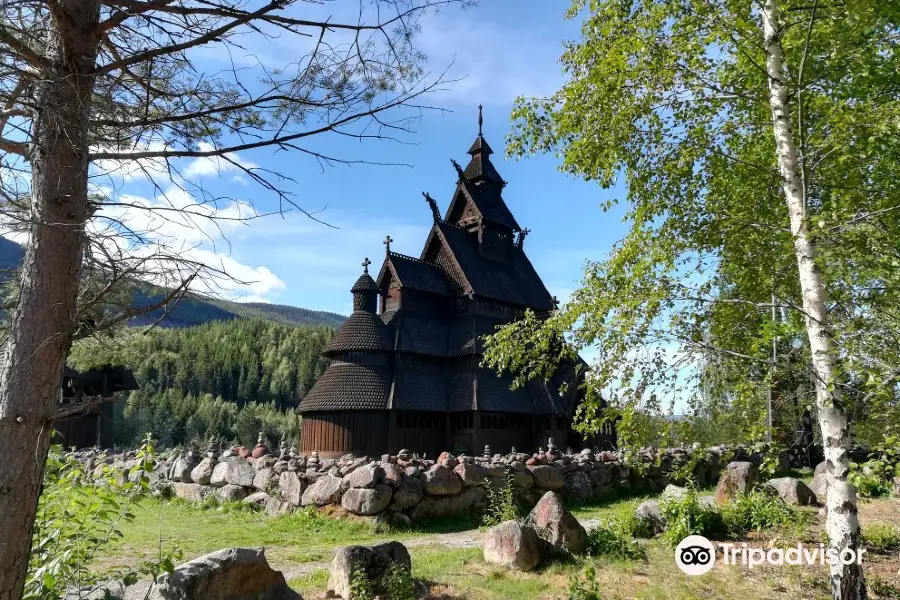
[26,436,181,600]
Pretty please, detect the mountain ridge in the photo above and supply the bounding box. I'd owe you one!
[0,237,345,329]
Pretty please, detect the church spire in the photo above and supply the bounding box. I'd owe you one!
[463,103,503,185]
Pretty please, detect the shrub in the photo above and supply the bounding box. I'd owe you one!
[849,469,893,498]
[348,561,417,600]
[26,436,180,600]
[862,523,900,554]
[382,562,417,600]
[718,491,797,537]
[659,489,724,547]
[585,518,645,560]
[567,564,604,600]
[481,472,520,527]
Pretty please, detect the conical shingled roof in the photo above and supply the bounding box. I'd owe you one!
[351,272,378,293]
[325,310,391,354]
[467,134,494,156]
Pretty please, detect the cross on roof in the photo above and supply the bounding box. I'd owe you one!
[361,257,371,274]
[478,104,483,136]
[383,235,393,255]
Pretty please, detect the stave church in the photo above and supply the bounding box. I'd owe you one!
[297,108,615,458]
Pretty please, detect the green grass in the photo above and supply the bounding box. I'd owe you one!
[94,496,481,574]
[91,489,896,600]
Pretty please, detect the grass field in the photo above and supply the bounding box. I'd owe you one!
[91,489,900,600]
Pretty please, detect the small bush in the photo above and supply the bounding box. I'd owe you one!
[382,562,417,600]
[719,491,797,537]
[659,489,724,547]
[348,561,417,600]
[481,473,520,527]
[849,470,893,498]
[585,518,645,560]
[567,564,604,600]
[862,523,900,554]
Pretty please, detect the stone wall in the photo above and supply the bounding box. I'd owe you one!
[72,438,877,522]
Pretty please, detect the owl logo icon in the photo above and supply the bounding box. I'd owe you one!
[675,535,716,575]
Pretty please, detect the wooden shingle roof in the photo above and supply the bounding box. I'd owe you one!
[378,253,453,296]
[435,222,554,311]
[325,310,391,355]
[298,363,391,411]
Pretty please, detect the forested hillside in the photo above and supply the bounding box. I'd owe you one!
[70,319,333,449]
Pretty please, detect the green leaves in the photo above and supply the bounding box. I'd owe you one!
[25,441,179,600]
[489,0,900,444]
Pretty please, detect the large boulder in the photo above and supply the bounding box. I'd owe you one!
[528,465,564,491]
[388,476,424,511]
[408,486,486,522]
[814,461,828,477]
[253,468,274,492]
[300,475,343,507]
[341,484,393,516]
[765,477,817,506]
[342,465,384,491]
[327,542,411,600]
[511,469,534,489]
[172,456,199,483]
[211,457,255,488]
[379,463,405,489]
[423,465,463,496]
[454,462,486,487]
[635,500,665,535]
[147,547,300,600]
[216,485,247,503]
[279,471,306,506]
[190,458,216,486]
[483,521,543,571]
[714,461,758,504]
[526,491,586,555]
[242,491,272,511]
[661,484,688,503]
[808,473,828,500]
[562,471,592,503]
[174,483,213,503]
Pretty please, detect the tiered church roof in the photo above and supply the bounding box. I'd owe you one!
[299,106,580,419]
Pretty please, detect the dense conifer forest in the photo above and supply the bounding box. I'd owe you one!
[70,319,334,449]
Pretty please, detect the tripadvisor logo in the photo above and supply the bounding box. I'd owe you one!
[675,535,716,575]
[676,535,868,575]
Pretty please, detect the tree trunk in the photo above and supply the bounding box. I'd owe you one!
[0,2,100,598]
[761,1,866,599]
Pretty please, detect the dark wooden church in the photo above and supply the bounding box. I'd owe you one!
[298,109,613,458]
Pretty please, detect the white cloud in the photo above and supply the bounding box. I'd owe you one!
[183,142,259,179]
[418,12,566,106]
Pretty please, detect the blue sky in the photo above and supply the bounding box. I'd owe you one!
[93,1,632,316]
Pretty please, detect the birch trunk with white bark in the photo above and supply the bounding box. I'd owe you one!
[0,2,101,597]
[761,1,865,598]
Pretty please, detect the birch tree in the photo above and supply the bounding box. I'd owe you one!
[483,1,898,597]
[0,0,462,596]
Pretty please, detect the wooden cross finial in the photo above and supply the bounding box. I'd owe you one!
[478,104,483,136]
[361,257,371,274]
[383,235,393,255]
